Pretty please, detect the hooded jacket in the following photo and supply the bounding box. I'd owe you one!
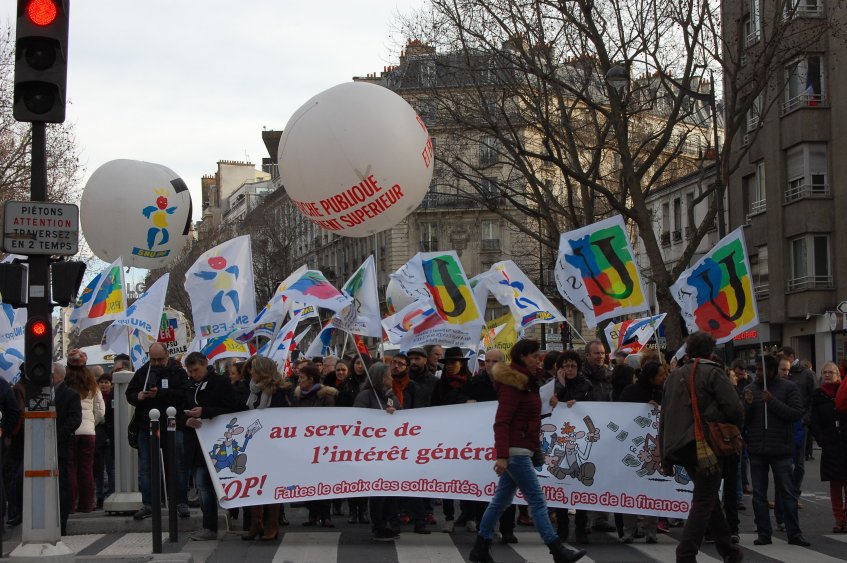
[295,384,338,407]
[491,362,543,459]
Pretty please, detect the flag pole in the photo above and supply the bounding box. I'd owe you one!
[350,332,382,411]
[759,338,768,430]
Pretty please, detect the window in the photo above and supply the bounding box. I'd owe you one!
[789,234,831,290]
[785,0,823,18]
[481,220,500,251]
[420,61,436,87]
[784,55,824,113]
[672,198,682,241]
[685,193,695,238]
[743,161,766,219]
[752,247,770,298]
[785,143,828,201]
[417,97,437,125]
[746,94,763,133]
[479,136,497,165]
[747,0,761,45]
[480,177,499,199]
[419,222,438,251]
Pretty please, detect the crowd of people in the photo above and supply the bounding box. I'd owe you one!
[8,332,847,563]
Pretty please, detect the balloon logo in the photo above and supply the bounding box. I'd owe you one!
[278,82,434,238]
[81,160,192,269]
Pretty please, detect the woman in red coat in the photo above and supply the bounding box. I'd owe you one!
[470,339,586,563]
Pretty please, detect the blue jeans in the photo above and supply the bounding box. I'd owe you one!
[194,465,218,531]
[750,454,801,540]
[138,427,188,507]
[479,455,558,544]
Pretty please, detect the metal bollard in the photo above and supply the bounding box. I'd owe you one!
[166,406,177,542]
[150,409,162,554]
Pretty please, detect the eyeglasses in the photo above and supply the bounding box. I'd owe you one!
[822,370,838,375]
[391,360,407,368]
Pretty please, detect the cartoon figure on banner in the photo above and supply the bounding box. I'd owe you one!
[142,188,178,250]
[192,255,241,314]
[541,415,600,486]
[620,406,692,486]
[210,418,261,475]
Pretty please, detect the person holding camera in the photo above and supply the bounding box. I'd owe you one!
[126,342,190,520]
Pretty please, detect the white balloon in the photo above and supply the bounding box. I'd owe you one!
[278,82,434,238]
[81,160,192,269]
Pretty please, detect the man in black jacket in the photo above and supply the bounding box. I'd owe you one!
[744,355,809,547]
[777,345,816,499]
[184,352,240,541]
[53,362,82,536]
[126,343,190,520]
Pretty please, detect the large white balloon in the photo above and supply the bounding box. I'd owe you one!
[385,277,416,315]
[278,82,434,238]
[81,160,192,269]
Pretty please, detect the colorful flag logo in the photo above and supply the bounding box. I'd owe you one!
[555,215,648,327]
[671,227,758,344]
[604,313,667,355]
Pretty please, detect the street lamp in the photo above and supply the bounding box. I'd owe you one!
[604,64,725,238]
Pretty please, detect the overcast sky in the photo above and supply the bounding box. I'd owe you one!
[6,0,425,218]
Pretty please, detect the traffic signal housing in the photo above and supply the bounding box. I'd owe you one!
[14,0,70,123]
[25,316,53,387]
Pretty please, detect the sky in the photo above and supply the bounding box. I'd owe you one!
[5,0,426,220]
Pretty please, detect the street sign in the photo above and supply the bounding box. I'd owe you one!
[838,301,847,315]
[2,200,79,256]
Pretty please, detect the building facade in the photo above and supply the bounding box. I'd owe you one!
[724,0,847,368]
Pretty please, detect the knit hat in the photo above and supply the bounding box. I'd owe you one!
[67,348,88,367]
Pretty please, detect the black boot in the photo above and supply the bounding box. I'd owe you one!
[469,534,496,563]
[547,538,587,563]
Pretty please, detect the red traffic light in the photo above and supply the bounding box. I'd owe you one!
[26,0,58,26]
[30,319,48,337]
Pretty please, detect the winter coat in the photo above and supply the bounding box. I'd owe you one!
[335,376,361,408]
[743,376,803,457]
[659,359,743,467]
[808,384,847,481]
[231,378,251,409]
[491,362,543,459]
[431,370,475,406]
[838,380,847,412]
[75,389,106,436]
[55,382,82,460]
[353,387,399,410]
[184,366,242,467]
[788,362,817,420]
[126,359,189,429]
[410,365,438,407]
[295,384,338,407]
[553,375,593,403]
[95,390,114,449]
[582,362,612,402]
[619,382,663,405]
[246,380,294,410]
[468,371,498,403]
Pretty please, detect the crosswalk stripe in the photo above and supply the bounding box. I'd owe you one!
[510,532,595,563]
[273,531,340,563]
[97,532,153,556]
[823,534,847,544]
[60,533,105,553]
[395,532,466,563]
[739,533,845,562]
[607,534,721,563]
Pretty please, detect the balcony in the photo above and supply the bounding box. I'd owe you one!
[750,199,767,215]
[660,231,670,247]
[418,193,485,210]
[782,93,825,114]
[787,275,833,292]
[481,239,500,252]
[784,182,830,203]
[672,230,682,242]
[784,2,824,19]
[754,283,770,299]
[746,32,760,47]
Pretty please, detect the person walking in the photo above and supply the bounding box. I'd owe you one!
[52,362,82,536]
[353,362,400,541]
[183,352,241,541]
[242,356,294,541]
[470,339,586,563]
[658,332,743,563]
[808,361,847,533]
[65,350,105,514]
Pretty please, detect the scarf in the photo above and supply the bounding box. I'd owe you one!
[247,381,272,410]
[300,382,321,399]
[821,382,839,398]
[392,374,410,408]
[447,372,468,389]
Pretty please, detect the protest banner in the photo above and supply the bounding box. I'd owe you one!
[196,401,693,518]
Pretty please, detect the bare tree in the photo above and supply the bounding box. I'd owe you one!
[397,0,843,348]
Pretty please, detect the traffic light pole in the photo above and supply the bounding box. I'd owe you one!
[11,122,73,562]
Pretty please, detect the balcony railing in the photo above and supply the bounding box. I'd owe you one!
[782,93,824,114]
[660,231,670,247]
[750,199,767,215]
[418,193,484,209]
[672,230,682,242]
[787,274,833,291]
[784,182,829,203]
[420,240,438,252]
[481,239,500,252]
[746,31,760,47]
[754,283,770,299]
[784,2,824,19]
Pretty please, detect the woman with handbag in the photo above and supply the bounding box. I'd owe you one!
[470,339,586,563]
[658,332,743,563]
